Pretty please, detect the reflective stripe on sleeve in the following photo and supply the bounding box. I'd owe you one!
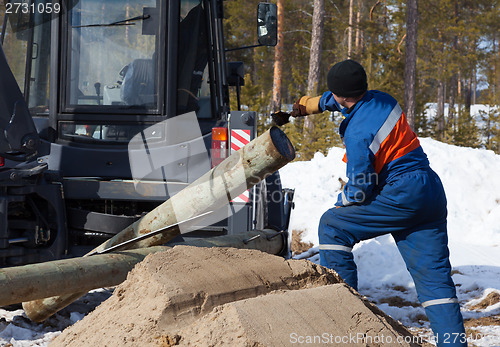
[341,189,350,206]
[421,298,459,308]
[319,244,353,252]
[369,103,402,155]
[341,187,356,206]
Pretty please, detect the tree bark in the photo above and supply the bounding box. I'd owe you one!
[472,69,476,105]
[404,0,418,130]
[496,35,500,104]
[348,0,354,58]
[465,75,472,115]
[436,80,445,140]
[306,0,325,96]
[355,0,363,57]
[303,0,325,136]
[448,74,457,131]
[272,0,285,112]
[447,0,459,132]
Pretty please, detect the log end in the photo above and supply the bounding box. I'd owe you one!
[269,126,295,161]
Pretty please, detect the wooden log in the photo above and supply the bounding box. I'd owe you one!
[0,230,284,307]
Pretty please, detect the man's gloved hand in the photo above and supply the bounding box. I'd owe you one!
[291,96,322,118]
[271,111,291,126]
[291,99,307,118]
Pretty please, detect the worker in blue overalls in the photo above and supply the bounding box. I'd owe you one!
[292,59,467,346]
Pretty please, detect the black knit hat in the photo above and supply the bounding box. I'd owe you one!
[327,59,367,97]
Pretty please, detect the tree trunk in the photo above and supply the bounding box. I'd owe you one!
[496,35,500,104]
[465,75,472,115]
[457,71,462,99]
[348,0,354,58]
[306,0,325,96]
[355,0,363,57]
[494,31,499,104]
[436,80,445,140]
[447,0,459,132]
[303,0,325,136]
[404,0,417,130]
[472,68,476,105]
[448,74,457,131]
[272,0,285,112]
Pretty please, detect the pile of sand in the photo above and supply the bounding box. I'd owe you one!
[50,246,422,347]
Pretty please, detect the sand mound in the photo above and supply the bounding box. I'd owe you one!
[159,285,421,347]
[50,246,421,347]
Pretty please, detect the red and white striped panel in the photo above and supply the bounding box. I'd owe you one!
[232,190,250,203]
[231,129,251,203]
[231,129,251,152]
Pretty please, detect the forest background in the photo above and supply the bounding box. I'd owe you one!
[224,0,500,160]
[0,1,499,161]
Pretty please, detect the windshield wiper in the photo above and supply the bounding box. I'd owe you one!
[72,14,150,28]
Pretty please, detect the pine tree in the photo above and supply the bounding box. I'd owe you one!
[478,107,500,153]
[452,108,481,148]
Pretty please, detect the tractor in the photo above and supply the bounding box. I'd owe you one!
[0,0,294,266]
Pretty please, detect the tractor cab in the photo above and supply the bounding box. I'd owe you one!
[2,0,221,144]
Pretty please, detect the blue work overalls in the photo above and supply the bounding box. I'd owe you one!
[317,91,467,346]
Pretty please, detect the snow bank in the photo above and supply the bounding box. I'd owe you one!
[421,138,500,247]
[281,136,500,252]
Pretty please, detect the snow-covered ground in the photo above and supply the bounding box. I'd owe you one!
[0,289,113,346]
[1,137,499,346]
[284,138,500,346]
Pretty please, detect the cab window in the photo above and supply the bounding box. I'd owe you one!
[177,0,212,118]
[1,1,52,115]
[64,0,159,111]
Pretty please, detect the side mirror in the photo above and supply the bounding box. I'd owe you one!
[227,62,245,87]
[257,3,277,47]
